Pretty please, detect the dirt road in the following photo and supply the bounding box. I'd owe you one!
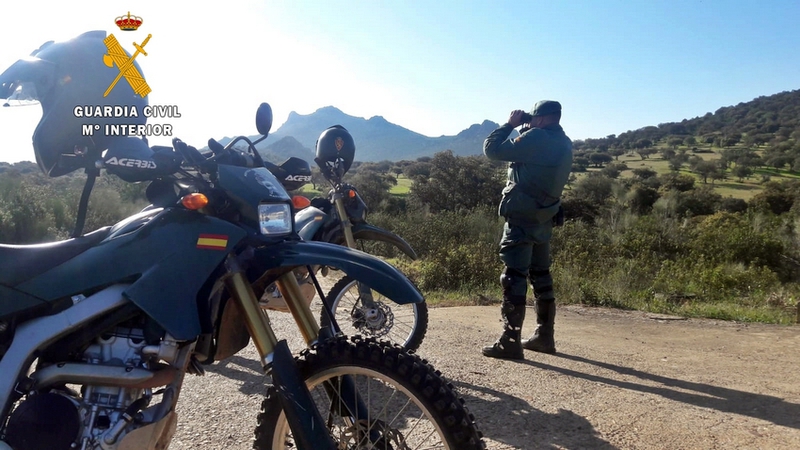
[172,303,800,449]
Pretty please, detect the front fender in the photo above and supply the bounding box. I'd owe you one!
[251,241,422,304]
[352,223,418,260]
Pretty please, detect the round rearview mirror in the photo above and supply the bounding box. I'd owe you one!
[255,102,273,135]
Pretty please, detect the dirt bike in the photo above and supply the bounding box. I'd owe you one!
[259,145,428,351]
[0,103,484,450]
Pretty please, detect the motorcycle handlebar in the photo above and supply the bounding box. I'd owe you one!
[172,136,263,172]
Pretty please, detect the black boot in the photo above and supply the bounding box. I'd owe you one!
[522,299,556,354]
[482,301,525,360]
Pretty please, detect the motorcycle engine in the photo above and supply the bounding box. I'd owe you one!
[4,326,172,450]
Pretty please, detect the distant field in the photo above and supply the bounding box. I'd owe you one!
[579,144,793,201]
[298,145,793,203]
[296,184,325,197]
[390,175,412,195]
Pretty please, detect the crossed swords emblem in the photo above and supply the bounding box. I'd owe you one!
[102,34,152,98]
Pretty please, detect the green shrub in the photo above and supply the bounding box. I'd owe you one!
[652,258,779,302]
[409,241,500,291]
[689,212,786,276]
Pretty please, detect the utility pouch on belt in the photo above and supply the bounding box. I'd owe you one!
[499,182,560,225]
[553,205,564,227]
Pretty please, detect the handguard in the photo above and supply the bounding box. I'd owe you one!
[104,137,181,182]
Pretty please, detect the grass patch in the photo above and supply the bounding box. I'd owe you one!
[423,288,501,307]
[674,302,795,324]
[390,176,412,195]
[421,287,799,325]
[713,181,763,200]
[295,184,325,197]
[754,167,800,179]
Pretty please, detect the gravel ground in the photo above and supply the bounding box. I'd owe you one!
[170,296,800,450]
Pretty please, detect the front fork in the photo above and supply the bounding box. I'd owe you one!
[333,195,377,309]
[223,255,335,450]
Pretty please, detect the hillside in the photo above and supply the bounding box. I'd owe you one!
[259,136,315,164]
[577,89,800,155]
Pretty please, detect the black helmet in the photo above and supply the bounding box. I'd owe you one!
[0,30,148,177]
[315,125,355,179]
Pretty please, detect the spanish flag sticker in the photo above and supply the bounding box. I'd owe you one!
[197,234,228,250]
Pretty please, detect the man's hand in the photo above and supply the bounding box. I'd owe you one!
[507,110,527,128]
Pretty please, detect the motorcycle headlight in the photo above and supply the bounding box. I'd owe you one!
[258,203,293,235]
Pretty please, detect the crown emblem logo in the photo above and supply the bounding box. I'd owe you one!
[115,12,143,31]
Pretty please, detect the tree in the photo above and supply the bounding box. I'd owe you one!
[600,165,620,179]
[667,137,683,149]
[632,168,657,179]
[573,156,590,171]
[765,154,793,170]
[675,185,721,217]
[408,150,504,212]
[722,134,742,147]
[635,147,657,160]
[634,138,653,150]
[661,148,676,160]
[310,167,327,190]
[627,184,660,215]
[659,172,695,192]
[749,180,800,214]
[733,164,753,182]
[572,173,614,205]
[609,147,625,160]
[566,173,577,189]
[668,157,684,172]
[693,160,719,184]
[403,161,432,180]
[347,169,397,210]
[683,136,697,147]
[588,152,613,168]
[687,155,703,171]
[709,168,726,184]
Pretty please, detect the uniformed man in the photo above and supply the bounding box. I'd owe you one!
[482,100,573,359]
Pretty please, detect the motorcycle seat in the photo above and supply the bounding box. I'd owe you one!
[0,226,112,286]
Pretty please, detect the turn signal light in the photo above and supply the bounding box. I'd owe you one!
[181,193,209,210]
[292,195,311,209]
[347,189,356,198]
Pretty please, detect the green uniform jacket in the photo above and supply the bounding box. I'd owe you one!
[484,123,573,226]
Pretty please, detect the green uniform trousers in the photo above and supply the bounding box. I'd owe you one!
[498,221,554,303]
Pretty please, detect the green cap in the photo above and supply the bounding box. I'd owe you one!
[530,100,562,117]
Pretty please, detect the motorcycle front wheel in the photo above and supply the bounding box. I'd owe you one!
[253,335,484,450]
[320,275,428,351]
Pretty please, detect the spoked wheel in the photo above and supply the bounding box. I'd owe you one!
[253,335,485,450]
[320,276,428,351]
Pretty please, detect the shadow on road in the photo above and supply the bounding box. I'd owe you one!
[449,379,617,450]
[206,354,271,396]
[206,354,615,449]
[526,352,800,430]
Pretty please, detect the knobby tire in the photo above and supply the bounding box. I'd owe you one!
[253,335,485,450]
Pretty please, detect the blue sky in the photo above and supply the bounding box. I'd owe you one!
[0,0,798,165]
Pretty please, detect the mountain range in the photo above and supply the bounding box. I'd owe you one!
[217,106,504,164]
[217,87,800,165]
